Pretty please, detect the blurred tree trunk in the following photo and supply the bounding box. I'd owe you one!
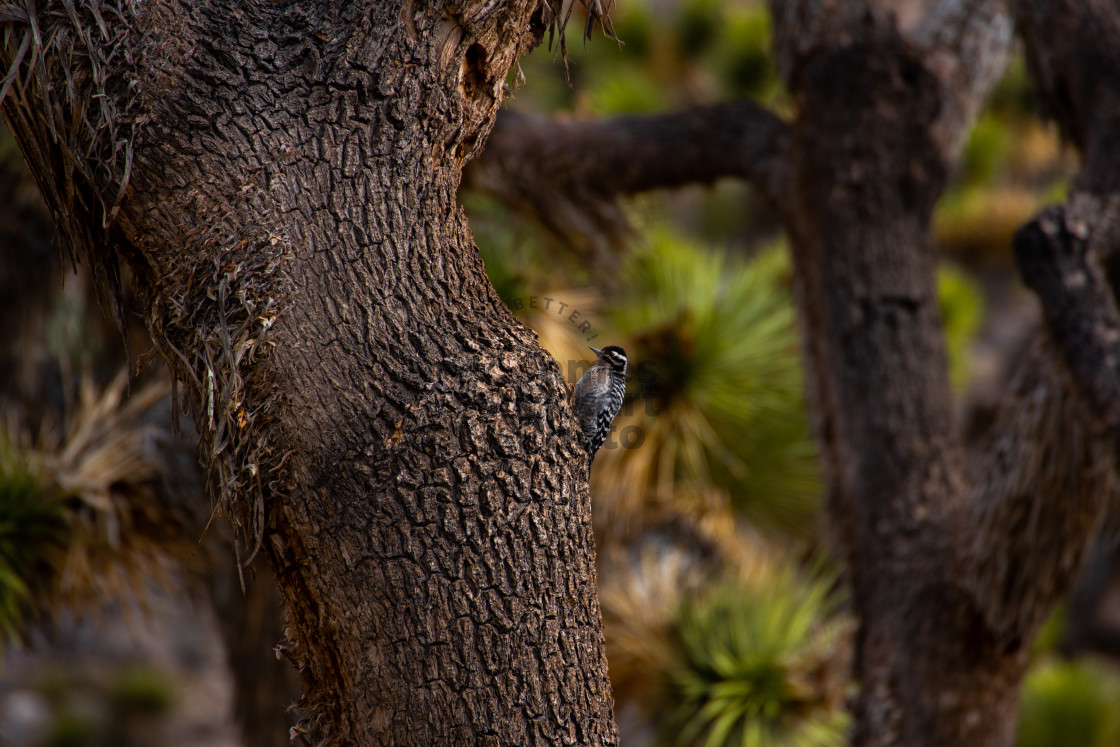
[0,1,617,744]
[774,6,1026,745]
[775,3,1120,744]
[469,1,1120,745]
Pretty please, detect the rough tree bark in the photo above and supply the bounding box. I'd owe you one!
[467,0,1120,745]
[1,1,618,744]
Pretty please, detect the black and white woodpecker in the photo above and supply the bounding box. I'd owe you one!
[573,345,628,463]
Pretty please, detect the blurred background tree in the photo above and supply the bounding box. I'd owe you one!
[464,1,1117,746]
[3,0,1120,746]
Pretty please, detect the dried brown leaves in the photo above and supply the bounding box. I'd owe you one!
[0,0,143,332]
[542,0,621,82]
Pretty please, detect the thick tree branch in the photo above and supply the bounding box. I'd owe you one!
[1013,0,1120,194]
[1016,203,1120,426]
[966,336,1116,645]
[967,198,1120,644]
[965,0,1120,646]
[771,0,1011,160]
[464,102,793,251]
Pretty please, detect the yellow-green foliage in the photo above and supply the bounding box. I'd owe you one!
[511,0,784,116]
[988,54,1035,121]
[710,3,780,103]
[678,0,723,60]
[962,111,1015,187]
[696,180,756,245]
[1017,659,1120,747]
[606,231,820,534]
[468,196,539,311]
[937,264,984,391]
[589,65,671,116]
[935,186,1041,261]
[0,444,67,644]
[610,0,655,58]
[1030,607,1067,658]
[937,51,1073,264]
[666,564,850,747]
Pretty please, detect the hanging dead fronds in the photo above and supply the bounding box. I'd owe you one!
[541,0,622,82]
[144,205,293,582]
[0,0,144,334]
[1,1,300,578]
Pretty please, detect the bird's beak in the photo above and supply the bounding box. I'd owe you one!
[589,346,602,356]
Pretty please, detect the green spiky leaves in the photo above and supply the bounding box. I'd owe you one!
[600,230,820,534]
[667,564,850,747]
[0,444,68,644]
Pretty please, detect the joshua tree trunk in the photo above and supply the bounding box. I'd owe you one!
[0,1,618,744]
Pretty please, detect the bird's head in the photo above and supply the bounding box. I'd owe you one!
[591,345,627,372]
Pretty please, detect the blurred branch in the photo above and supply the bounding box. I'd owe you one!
[908,0,1013,156]
[1016,201,1120,426]
[965,0,1120,643]
[770,0,1012,159]
[966,336,1117,644]
[464,102,793,253]
[1013,0,1120,193]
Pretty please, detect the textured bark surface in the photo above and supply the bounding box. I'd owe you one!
[2,1,618,744]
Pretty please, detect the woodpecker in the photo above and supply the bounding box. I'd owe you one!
[573,345,627,463]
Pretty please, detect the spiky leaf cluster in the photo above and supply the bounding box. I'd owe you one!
[666,564,850,747]
[599,230,820,534]
[0,444,67,643]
